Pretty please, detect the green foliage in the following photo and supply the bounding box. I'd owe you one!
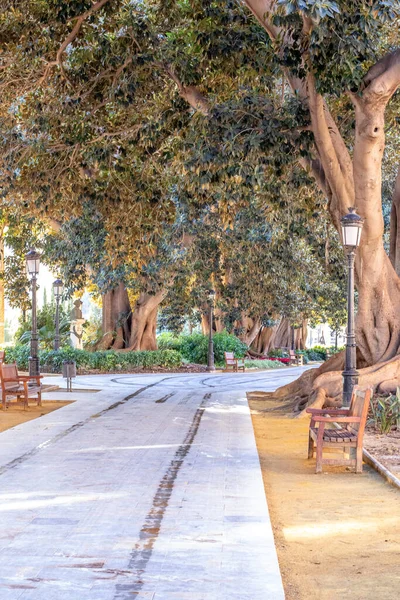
[179,331,248,365]
[244,359,285,369]
[157,332,183,352]
[83,308,103,350]
[15,301,70,350]
[4,347,182,372]
[304,348,325,361]
[267,349,285,358]
[369,389,400,434]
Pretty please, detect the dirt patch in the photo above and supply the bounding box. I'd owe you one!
[364,430,400,477]
[0,401,71,434]
[249,397,400,600]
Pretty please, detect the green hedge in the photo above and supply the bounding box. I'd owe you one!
[178,331,248,365]
[5,346,182,372]
[244,359,285,369]
[304,346,345,362]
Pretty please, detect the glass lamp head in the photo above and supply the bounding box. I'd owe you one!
[340,208,364,250]
[53,278,64,299]
[26,249,41,277]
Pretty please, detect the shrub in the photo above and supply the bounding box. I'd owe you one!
[179,330,248,364]
[4,346,182,372]
[304,347,326,361]
[157,332,182,352]
[267,348,285,358]
[244,359,285,369]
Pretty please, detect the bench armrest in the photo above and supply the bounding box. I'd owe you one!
[306,408,349,415]
[312,415,361,423]
[18,375,43,381]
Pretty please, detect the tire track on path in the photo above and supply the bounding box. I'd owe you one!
[114,392,211,599]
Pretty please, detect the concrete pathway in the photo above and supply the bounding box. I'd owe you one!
[0,368,309,599]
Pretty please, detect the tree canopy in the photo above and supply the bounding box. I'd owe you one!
[1,1,400,400]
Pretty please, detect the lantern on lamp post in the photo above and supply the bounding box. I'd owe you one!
[207,289,216,372]
[53,279,64,351]
[340,208,364,407]
[26,249,41,377]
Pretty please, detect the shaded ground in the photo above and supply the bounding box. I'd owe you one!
[0,401,71,433]
[249,397,400,600]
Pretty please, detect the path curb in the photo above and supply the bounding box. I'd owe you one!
[363,448,400,491]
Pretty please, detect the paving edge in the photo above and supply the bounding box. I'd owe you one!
[363,448,400,490]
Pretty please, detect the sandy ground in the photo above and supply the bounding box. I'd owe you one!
[364,430,400,477]
[249,397,400,600]
[0,401,71,433]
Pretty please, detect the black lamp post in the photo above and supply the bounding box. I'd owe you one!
[53,278,64,351]
[26,249,41,377]
[207,289,216,372]
[340,208,364,407]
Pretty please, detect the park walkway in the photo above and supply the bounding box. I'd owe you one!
[0,368,308,600]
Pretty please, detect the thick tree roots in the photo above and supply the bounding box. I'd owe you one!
[260,352,400,417]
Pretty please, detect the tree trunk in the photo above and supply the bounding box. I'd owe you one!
[201,312,210,335]
[127,291,166,351]
[390,166,400,275]
[252,318,307,353]
[237,316,262,346]
[252,324,279,355]
[351,88,400,367]
[97,282,131,350]
[97,285,165,351]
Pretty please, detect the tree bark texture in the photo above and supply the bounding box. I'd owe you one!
[390,166,400,275]
[98,284,165,351]
[127,291,166,350]
[235,316,262,346]
[251,319,307,354]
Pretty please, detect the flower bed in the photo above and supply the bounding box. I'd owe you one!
[264,356,290,364]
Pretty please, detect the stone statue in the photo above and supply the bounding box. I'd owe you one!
[70,299,83,321]
[70,299,85,350]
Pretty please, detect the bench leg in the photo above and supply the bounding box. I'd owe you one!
[355,445,363,473]
[315,444,323,473]
[308,434,314,459]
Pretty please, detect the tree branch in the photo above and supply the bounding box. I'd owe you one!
[40,0,111,86]
[161,64,210,115]
[307,73,354,215]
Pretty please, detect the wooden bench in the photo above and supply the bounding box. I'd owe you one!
[289,349,303,366]
[224,352,245,372]
[306,386,372,473]
[1,363,42,410]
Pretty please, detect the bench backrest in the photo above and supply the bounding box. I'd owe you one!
[0,350,5,363]
[348,387,372,436]
[224,352,235,363]
[289,349,296,357]
[2,363,19,380]
[1,363,19,391]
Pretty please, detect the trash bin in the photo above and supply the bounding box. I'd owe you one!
[62,360,76,391]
